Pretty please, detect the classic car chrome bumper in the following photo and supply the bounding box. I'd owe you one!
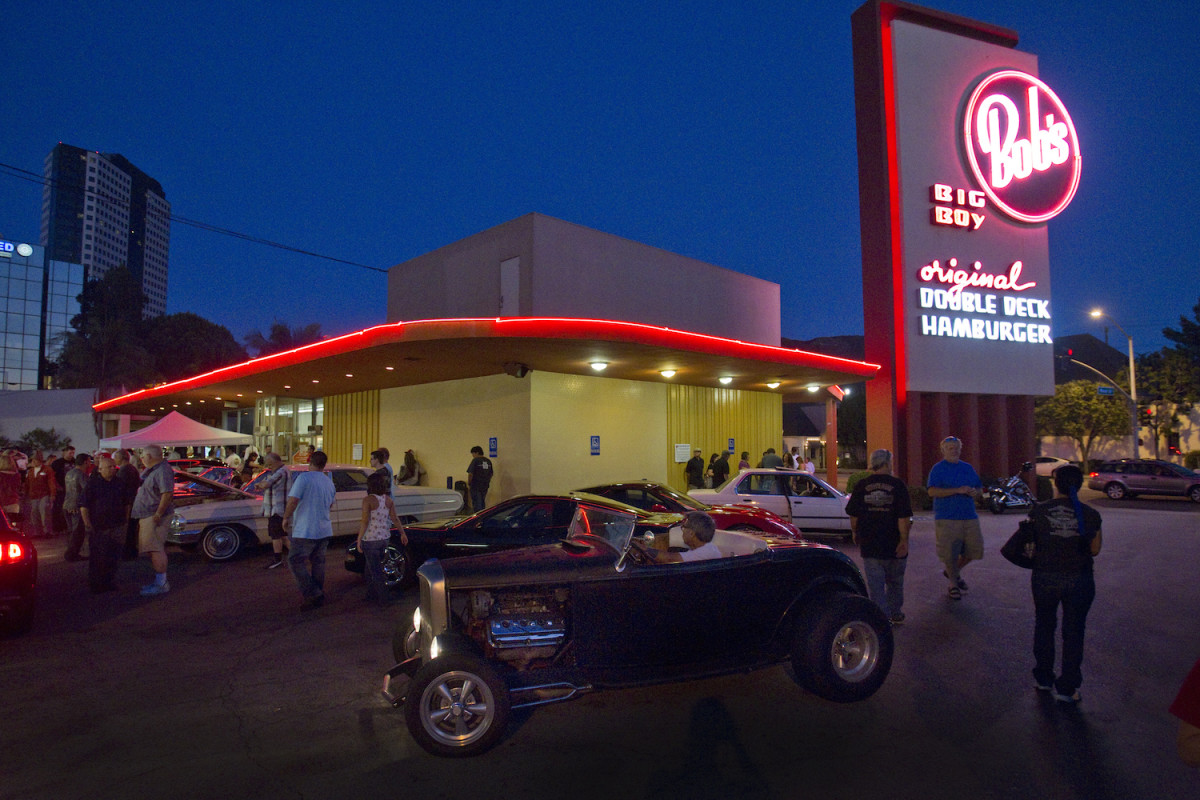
[166,530,202,545]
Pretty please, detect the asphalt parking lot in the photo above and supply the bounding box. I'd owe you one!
[2,492,1198,800]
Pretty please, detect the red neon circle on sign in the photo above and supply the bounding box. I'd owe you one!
[963,70,1081,224]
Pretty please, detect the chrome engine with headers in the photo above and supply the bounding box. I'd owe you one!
[465,587,570,666]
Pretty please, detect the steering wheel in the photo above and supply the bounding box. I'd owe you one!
[627,537,655,564]
[616,537,653,571]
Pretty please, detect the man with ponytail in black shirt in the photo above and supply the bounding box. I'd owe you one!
[1027,465,1103,704]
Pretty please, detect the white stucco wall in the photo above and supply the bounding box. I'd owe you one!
[378,374,531,504]
[0,388,100,451]
[377,370,670,504]
[387,213,781,346]
[529,371,667,494]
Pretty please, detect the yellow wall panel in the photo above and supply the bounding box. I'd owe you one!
[324,389,379,465]
[665,385,782,487]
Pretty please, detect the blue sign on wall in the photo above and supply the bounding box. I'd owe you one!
[590,435,600,456]
[728,438,735,453]
[489,437,498,457]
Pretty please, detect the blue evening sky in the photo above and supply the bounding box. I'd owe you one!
[2,1,1195,354]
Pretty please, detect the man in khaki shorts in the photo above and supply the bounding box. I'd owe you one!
[131,447,175,597]
[926,436,983,600]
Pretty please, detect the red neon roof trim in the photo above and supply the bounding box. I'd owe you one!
[93,317,880,411]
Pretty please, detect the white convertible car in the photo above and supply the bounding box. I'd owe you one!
[168,464,463,561]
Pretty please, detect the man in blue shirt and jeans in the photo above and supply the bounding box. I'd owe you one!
[927,436,982,600]
[282,450,337,611]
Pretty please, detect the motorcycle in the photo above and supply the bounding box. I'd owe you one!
[981,462,1035,514]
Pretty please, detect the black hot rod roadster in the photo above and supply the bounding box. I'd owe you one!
[384,502,893,757]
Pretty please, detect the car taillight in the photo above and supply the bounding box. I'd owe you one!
[2,541,24,561]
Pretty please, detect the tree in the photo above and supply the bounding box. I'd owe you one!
[54,268,248,396]
[1131,349,1199,457]
[146,313,248,383]
[244,322,323,358]
[54,266,152,395]
[18,427,72,453]
[1034,380,1130,466]
[1163,297,1200,361]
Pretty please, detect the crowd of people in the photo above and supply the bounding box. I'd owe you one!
[1,439,500,611]
[683,445,818,490]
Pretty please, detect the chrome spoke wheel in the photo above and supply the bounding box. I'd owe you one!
[418,670,496,747]
[830,620,879,681]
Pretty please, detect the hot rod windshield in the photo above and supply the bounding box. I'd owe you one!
[566,505,637,553]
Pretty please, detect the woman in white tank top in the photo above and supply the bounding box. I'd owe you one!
[357,472,407,605]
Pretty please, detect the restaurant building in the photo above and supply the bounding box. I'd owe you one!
[96,213,877,495]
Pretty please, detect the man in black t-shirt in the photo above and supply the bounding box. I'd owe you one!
[1026,465,1102,704]
[711,452,731,488]
[467,446,493,513]
[846,448,913,625]
[684,449,705,489]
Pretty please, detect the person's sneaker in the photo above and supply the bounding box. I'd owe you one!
[1053,689,1081,704]
[948,586,962,600]
[1035,681,1054,692]
[889,612,906,626]
[140,581,170,597]
[265,558,284,570]
[943,570,968,591]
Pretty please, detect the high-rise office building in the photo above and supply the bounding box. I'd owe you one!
[40,143,170,316]
[0,237,83,391]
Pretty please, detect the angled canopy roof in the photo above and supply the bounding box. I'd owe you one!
[98,411,253,449]
[94,317,880,415]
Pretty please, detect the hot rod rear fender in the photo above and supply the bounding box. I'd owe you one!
[773,575,868,652]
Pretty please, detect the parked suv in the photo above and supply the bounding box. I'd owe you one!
[1087,459,1200,503]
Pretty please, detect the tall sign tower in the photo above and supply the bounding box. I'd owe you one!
[852,1,1081,483]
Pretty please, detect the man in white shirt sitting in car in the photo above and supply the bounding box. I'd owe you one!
[645,511,722,563]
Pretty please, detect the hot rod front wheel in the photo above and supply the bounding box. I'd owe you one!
[403,655,511,757]
[793,593,894,703]
[392,620,421,663]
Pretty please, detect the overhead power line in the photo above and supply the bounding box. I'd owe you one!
[0,160,389,274]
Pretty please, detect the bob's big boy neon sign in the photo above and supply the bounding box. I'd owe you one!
[962,70,1081,224]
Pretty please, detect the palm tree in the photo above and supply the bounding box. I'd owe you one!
[243,321,323,357]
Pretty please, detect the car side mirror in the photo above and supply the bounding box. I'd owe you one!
[650,503,669,513]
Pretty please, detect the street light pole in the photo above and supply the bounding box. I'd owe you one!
[1090,309,1138,458]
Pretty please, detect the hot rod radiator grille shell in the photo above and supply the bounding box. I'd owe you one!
[487,616,567,649]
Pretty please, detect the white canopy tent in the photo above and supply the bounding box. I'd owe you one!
[99,411,253,450]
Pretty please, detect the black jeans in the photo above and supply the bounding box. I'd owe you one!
[88,524,125,591]
[1032,568,1095,694]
